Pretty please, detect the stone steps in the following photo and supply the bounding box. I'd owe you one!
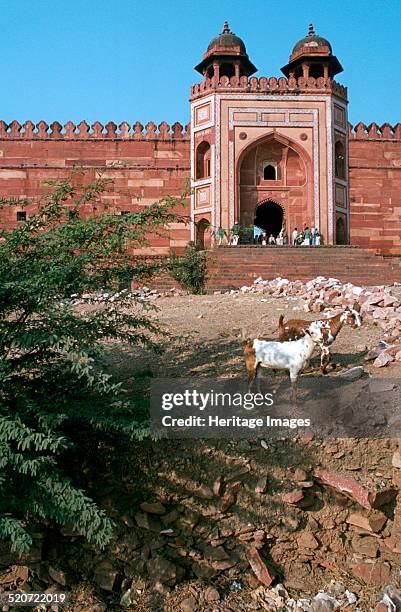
[206,246,401,290]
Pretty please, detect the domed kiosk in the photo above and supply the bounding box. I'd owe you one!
[195,21,257,79]
[281,23,343,80]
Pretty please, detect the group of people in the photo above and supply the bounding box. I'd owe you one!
[212,222,241,246]
[291,226,321,246]
[253,226,287,245]
[211,222,322,247]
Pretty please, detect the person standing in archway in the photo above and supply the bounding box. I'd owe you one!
[230,220,240,245]
[303,226,311,246]
[211,226,226,246]
[253,224,263,244]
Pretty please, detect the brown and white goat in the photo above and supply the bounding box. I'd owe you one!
[277,307,361,373]
[243,322,324,402]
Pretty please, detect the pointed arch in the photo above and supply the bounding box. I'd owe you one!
[236,131,313,231]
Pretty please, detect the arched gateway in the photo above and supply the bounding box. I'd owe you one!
[254,200,284,236]
[190,21,350,247]
[238,133,310,235]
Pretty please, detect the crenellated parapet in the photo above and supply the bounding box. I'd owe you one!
[190,75,347,100]
[0,120,190,140]
[348,122,401,140]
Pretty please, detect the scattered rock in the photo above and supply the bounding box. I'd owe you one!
[351,560,391,586]
[392,451,401,468]
[247,547,275,586]
[0,565,29,586]
[135,512,162,532]
[374,352,394,368]
[347,510,388,533]
[315,469,397,509]
[140,501,166,515]
[213,476,223,496]
[219,490,237,512]
[204,586,220,602]
[293,468,308,481]
[48,565,67,586]
[255,476,268,494]
[147,556,177,586]
[194,484,214,500]
[192,560,216,580]
[180,596,197,611]
[340,366,365,380]
[297,531,319,550]
[282,490,304,504]
[351,535,379,557]
[93,561,119,592]
[365,348,381,362]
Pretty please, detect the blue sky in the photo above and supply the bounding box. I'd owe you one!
[1,0,400,127]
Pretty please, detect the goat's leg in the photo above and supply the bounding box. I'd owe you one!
[290,372,298,404]
[248,367,256,392]
[255,364,262,394]
[291,380,298,404]
[320,345,331,374]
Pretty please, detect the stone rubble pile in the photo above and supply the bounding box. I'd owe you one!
[113,438,401,610]
[224,276,401,369]
[2,440,401,610]
[68,286,184,305]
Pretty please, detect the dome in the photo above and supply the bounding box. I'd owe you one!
[292,23,332,54]
[207,21,246,54]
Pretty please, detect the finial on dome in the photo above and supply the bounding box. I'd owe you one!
[308,22,315,36]
[223,21,230,33]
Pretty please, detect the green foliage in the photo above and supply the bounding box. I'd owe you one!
[0,173,185,554]
[241,225,254,236]
[169,241,207,294]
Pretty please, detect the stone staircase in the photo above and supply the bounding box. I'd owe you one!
[206,246,401,291]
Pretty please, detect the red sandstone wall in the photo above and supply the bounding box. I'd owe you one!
[0,121,192,255]
[349,122,401,254]
[2,119,401,256]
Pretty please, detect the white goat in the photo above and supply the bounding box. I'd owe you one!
[243,322,324,402]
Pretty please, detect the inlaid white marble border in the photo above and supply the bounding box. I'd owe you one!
[194,206,212,213]
[210,93,342,242]
[332,98,350,241]
[214,95,221,230]
[190,102,195,240]
[191,95,215,133]
[190,94,215,239]
[326,102,334,241]
[228,140,235,229]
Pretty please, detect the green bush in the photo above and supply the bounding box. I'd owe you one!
[170,241,207,294]
[0,174,184,554]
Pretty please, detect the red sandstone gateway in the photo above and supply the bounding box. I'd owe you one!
[0,22,400,262]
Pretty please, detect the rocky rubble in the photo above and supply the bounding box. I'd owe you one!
[1,436,401,610]
[67,285,184,305]
[89,440,401,607]
[223,275,401,369]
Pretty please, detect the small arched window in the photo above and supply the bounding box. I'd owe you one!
[264,164,276,180]
[335,141,345,179]
[196,141,211,180]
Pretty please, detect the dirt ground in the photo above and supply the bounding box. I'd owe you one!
[89,292,400,611]
[3,292,401,611]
